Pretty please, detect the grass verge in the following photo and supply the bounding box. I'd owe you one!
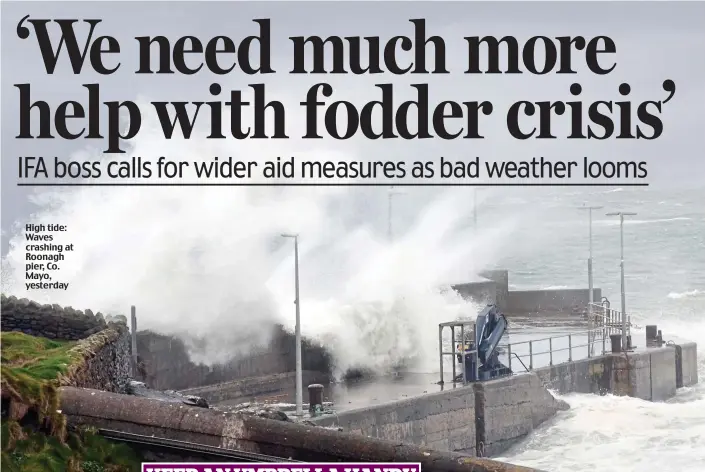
[1,420,141,472]
[1,331,141,471]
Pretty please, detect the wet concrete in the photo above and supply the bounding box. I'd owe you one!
[225,321,594,414]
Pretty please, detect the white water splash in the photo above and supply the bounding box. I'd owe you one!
[1,99,525,375]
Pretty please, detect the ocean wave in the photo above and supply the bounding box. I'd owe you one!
[597,217,692,226]
[667,289,701,299]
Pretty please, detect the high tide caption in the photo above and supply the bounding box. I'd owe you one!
[24,224,72,291]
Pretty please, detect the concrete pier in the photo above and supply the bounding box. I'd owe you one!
[58,387,541,472]
[535,340,698,401]
[310,372,568,458]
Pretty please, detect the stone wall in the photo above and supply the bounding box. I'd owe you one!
[675,342,699,388]
[311,372,567,458]
[60,323,132,394]
[0,295,132,393]
[136,324,333,391]
[451,280,497,306]
[479,270,509,311]
[1,294,108,340]
[179,371,331,405]
[474,373,568,457]
[505,288,602,315]
[60,387,540,472]
[312,384,478,454]
[535,342,697,402]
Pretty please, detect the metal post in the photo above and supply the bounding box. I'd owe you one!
[568,334,572,361]
[130,305,138,377]
[579,205,603,324]
[606,211,637,352]
[387,186,393,241]
[438,326,444,384]
[451,326,456,380]
[282,233,303,416]
[507,343,512,372]
[473,188,487,231]
[473,189,478,229]
[549,337,553,365]
[387,187,405,241]
[529,340,533,370]
[460,325,466,385]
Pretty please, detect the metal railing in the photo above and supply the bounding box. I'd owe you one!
[507,301,635,373]
[438,320,479,385]
[439,303,637,382]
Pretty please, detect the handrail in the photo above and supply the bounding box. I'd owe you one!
[441,303,635,379]
[505,303,633,372]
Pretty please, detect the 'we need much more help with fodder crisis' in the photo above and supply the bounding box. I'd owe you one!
[14,16,676,155]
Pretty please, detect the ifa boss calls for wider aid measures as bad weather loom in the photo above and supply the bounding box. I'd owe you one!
[15,18,674,180]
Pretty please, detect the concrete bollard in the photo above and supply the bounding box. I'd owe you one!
[610,334,622,353]
[308,384,324,412]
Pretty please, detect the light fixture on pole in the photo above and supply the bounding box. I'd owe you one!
[387,186,405,241]
[605,211,637,351]
[281,233,303,416]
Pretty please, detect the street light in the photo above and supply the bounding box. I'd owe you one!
[387,186,405,241]
[578,205,603,319]
[473,188,487,230]
[281,233,303,416]
[605,211,637,351]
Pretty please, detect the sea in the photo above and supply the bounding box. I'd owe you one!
[491,185,705,472]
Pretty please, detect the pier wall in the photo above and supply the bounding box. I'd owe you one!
[59,387,540,472]
[179,371,331,405]
[449,270,600,315]
[505,288,602,315]
[534,341,697,402]
[310,372,568,458]
[451,281,497,306]
[136,325,333,391]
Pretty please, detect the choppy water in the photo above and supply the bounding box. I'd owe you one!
[491,186,705,472]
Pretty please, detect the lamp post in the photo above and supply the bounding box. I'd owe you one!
[578,205,603,319]
[281,233,302,416]
[473,188,487,231]
[605,212,637,351]
[387,186,404,241]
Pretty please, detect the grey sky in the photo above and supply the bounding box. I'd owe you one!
[2,1,705,251]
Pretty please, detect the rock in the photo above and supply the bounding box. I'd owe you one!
[257,410,290,422]
[183,396,209,409]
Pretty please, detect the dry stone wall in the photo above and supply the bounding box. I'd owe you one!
[1,294,109,340]
[60,323,132,394]
[1,294,132,394]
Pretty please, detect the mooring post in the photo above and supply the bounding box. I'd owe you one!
[130,305,138,377]
[646,325,658,346]
[610,333,622,353]
[308,384,324,415]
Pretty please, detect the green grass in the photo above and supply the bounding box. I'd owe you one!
[1,420,141,472]
[1,331,79,435]
[1,331,142,471]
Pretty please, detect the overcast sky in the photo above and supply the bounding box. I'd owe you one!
[2,1,704,251]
